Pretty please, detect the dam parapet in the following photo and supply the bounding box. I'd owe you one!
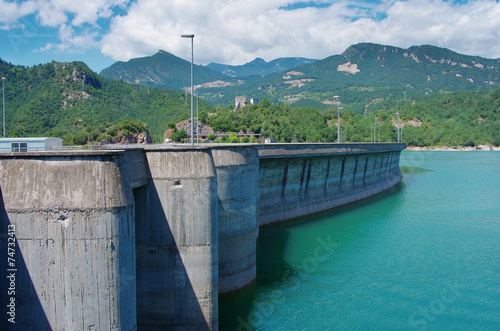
[0,143,405,330]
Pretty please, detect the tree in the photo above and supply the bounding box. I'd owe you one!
[177,129,188,140]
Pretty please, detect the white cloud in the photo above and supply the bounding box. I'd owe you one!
[2,0,500,67]
[0,0,38,27]
[35,24,99,53]
[99,0,500,65]
[0,0,130,27]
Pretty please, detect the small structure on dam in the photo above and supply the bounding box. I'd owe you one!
[0,143,405,330]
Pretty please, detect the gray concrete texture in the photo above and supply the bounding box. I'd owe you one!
[0,143,405,331]
[0,152,136,331]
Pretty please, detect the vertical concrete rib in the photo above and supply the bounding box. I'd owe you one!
[212,146,259,294]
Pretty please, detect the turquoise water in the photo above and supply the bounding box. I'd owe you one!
[220,151,500,330]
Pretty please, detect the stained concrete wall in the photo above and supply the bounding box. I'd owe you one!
[0,151,137,331]
[256,143,405,225]
[136,148,218,330]
[212,147,259,294]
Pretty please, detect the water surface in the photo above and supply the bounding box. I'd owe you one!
[220,151,500,330]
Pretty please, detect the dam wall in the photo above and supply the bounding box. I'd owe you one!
[256,143,404,225]
[0,143,404,330]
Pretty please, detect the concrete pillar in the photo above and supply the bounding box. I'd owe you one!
[137,149,218,330]
[0,151,136,331]
[212,146,259,294]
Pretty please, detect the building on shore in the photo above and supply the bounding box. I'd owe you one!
[0,137,63,152]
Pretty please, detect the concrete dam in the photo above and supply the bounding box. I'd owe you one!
[0,143,405,330]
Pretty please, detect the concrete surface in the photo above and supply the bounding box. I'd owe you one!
[0,143,405,330]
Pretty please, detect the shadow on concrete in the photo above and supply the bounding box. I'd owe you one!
[0,186,52,331]
[134,178,210,330]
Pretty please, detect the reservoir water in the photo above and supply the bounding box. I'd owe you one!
[220,151,500,330]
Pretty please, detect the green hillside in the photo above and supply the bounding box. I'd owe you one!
[0,59,210,143]
[202,88,500,146]
[198,43,500,109]
[99,43,500,113]
[100,50,229,90]
[1,43,499,148]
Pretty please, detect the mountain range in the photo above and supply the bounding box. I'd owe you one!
[100,43,500,113]
[205,57,317,77]
[1,45,499,147]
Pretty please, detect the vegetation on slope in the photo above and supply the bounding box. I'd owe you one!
[203,88,500,146]
[1,51,499,147]
[0,59,213,144]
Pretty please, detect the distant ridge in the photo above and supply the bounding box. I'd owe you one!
[206,57,318,77]
[99,43,500,110]
[100,50,228,90]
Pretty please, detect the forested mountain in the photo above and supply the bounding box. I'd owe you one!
[0,59,209,143]
[1,42,499,147]
[100,50,228,90]
[99,43,500,112]
[198,43,500,109]
[206,57,317,77]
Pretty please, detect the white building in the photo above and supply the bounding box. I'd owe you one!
[0,137,63,152]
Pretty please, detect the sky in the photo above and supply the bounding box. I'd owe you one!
[1,0,500,73]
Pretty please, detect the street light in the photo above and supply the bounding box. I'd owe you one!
[396,111,400,143]
[371,124,374,143]
[2,77,6,138]
[196,89,199,145]
[181,34,195,146]
[334,95,340,143]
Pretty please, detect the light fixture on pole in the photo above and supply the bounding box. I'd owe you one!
[2,77,5,138]
[196,89,199,146]
[334,95,340,143]
[396,111,400,143]
[181,34,195,146]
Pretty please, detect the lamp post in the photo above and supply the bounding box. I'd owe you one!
[371,124,374,143]
[334,96,340,143]
[2,77,5,138]
[196,89,199,145]
[181,34,195,146]
[396,111,400,143]
[374,117,378,143]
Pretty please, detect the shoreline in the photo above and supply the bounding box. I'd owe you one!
[405,145,500,151]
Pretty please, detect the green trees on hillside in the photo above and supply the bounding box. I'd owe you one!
[1,58,499,147]
[0,59,197,144]
[204,89,500,146]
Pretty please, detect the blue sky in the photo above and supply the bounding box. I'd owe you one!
[1,0,500,73]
